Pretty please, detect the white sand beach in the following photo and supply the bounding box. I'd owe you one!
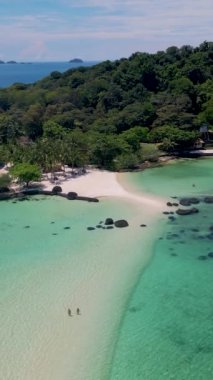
[1,167,170,380]
[41,168,166,211]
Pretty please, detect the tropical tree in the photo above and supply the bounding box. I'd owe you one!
[10,163,41,187]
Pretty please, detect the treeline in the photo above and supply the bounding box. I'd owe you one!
[0,41,213,170]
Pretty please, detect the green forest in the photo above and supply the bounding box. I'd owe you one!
[0,41,212,171]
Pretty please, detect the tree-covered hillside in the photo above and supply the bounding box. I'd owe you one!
[0,41,212,170]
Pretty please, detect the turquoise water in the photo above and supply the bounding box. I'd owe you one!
[110,158,213,379]
[125,158,213,197]
[1,158,213,380]
[0,195,153,380]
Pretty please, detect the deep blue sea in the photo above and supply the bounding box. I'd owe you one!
[0,61,98,88]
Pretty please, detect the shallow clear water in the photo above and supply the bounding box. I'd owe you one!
[0,196,153,380]
[110,158,213,380]
[125,158,213,197]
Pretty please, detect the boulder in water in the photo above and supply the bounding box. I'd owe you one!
[104,218,114,225]
[176,208,199,216]
[114,219,129,228]
[179,197,200,206]
[198,255,208,261]
[203,196,213,204]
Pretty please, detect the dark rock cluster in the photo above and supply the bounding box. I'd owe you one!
[0,188,99,203]
[87,217,129,231]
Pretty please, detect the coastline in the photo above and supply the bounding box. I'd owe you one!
[44,169,169,379]
[1,168,168,380]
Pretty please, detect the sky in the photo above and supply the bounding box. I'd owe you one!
[0,0,212,61]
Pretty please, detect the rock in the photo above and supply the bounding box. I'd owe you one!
[76,196,99,202]
[208,252,213,258]
[203,196,213,204]
[176,207,199,216]
[67,192,78,200]
[87,227,95,231]
[104,218,114,225]
[52,185,62,194]
[179,197,200,206]
[167,202,173,207]
[114,219,129,228]
[198,255,208,261]
[140,224,147,227]
[209,225,213,232]
[163,211,170,215]
[206,234,213,240]
[24,225,30,228]
[0,193,14,200]
[0,186,10,193]
[106,226,114,229]
[168,216,176,221]
[64,226,71,230]
[96,225,102,228]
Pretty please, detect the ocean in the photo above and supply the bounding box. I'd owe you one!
[0,61,98,88]
[110,158,213,379]
[1,158,213,379]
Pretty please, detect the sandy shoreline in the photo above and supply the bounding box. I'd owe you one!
[1,167,168,380]
[39,168,166,211]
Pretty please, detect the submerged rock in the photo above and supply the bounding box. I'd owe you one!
[208,252,213,258]
[203,196,213,204]
[198,255,208,261]
[64,226,71,230]
[179,197,200,206]
[168,216,176,221]
[176,207,199,216]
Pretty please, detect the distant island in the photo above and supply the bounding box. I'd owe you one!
[7,61,17,64]
[69,58,83,63]
[0,60,5,64]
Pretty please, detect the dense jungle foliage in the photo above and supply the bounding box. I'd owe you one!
[0,41,212,170]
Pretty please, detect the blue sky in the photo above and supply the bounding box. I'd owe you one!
[0,0,212,61]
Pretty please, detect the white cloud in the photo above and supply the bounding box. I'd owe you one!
[0,0,212,60]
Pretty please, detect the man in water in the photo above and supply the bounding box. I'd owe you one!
[76,308,80,315]
[68,308,72,317]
